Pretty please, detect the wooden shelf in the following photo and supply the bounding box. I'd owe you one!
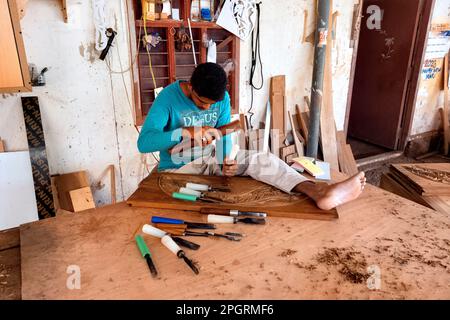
[135,19,223,29]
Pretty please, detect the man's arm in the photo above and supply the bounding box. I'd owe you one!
[137,96,183,153]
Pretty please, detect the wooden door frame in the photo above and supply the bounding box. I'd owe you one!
[343,0,435,150]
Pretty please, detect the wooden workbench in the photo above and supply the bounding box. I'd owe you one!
[4,174,450,299]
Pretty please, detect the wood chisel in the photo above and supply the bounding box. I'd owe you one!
[135,235,158,277]
[161,235,199,275]
[172,192,222,203]
[142,224,200,250]
[207,214,266,225]
[168,120,241,155]
[185,182,231,192]
[151,216,216,229]
[153,223,243,241]
[200,207,267,218]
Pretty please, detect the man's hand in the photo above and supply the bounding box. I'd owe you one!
[222,157,238,177]
[182,126,221,146]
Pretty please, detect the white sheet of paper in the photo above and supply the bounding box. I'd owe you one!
[0,151,39,230]
[315,161,331,181]
[216,0,256,40]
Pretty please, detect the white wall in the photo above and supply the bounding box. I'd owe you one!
[410,0,450,136]
[237,0,357,131]
[0,0,156,207]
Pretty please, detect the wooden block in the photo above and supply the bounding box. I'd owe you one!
[285,153,299,164]
[53,171,90,212]
[69,187,95,212]
[280,145,296,161]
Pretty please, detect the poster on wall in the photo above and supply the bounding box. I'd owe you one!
[424,23,450,60]
[216,0,256,40]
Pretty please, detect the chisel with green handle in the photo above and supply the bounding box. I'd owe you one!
[135,235,158,278]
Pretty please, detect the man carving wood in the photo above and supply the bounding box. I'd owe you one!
[137,63,366,210]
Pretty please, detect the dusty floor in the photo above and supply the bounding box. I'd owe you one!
[359,154,450,186]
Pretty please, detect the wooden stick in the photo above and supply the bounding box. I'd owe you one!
[109,164,116,204]
[302,10,308,43]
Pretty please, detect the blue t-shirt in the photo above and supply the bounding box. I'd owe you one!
[137,81,232,171]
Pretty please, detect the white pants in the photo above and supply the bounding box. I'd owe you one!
[163,148,309,194]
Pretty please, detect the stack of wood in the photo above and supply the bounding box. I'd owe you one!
[380,163,450,214]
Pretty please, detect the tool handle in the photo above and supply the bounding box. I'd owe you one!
[172,237,200,250]
[135,235,151,257]
[200,207,230,215]
[207,214,235,224]
[172,192,197,201]
[179,187,202,197]
[186,182,209,192]
[161,235,181,256]
[168,120,241,154]
[151,216,184,225]
[142,224,167,238]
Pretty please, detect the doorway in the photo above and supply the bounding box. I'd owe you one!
[344,0,435,159]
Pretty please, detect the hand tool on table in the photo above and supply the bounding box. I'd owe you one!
[142,225,200,274]
[152,223,244,241]
[172,192,223,203]
[168,120,241,155]
[162,235,199,275]
[185,182,231,193]
[178,187,228,200]
[207,214,266,225]
[200,207,267,218]
[151,216,216,229]
[142,224,200,250]
[135,235,158,277]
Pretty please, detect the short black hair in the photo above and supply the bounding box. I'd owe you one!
[190,62,227,101]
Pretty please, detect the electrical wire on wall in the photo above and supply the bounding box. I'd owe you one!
[105,13,160,179]
[248,1,263,129]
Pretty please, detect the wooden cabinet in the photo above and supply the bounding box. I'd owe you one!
[127,0,239,125]
[0,0,31,93]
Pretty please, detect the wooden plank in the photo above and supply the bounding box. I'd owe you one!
[391,163,450,196]
[336,131,358,176]
[296,104,309,145]
[0,227,19,251]
[20,180,450,299]
[380,173,432,208]
[422,196,450,215]
[288,110,305,156]
[53,171,90,212]
[129,172,338,220]
[69,187,95,213]
[110,165,116,204]
[270,75,286,145]
[0,139,4,152]
[320,3,339,170]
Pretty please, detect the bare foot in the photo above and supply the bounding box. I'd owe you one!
[316,172,366,210]
[295,172,366,210]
